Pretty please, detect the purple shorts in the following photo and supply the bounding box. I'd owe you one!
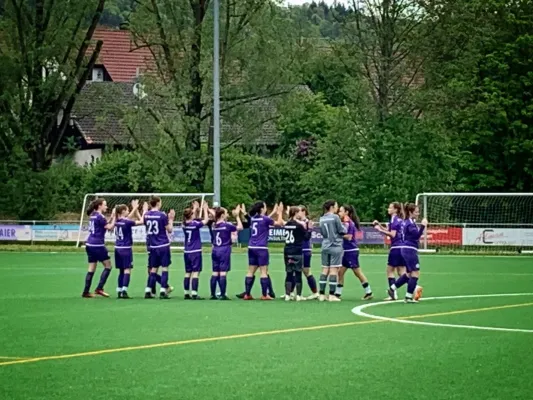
[212,247,231,272]
[86,245,110,264]
[388,247,406,268]
[342,250,360,268]
[248,248,269,266]
[303,251,312,269]
[184,251,203,273]
[148,246,171,268]
[401,248,420,273]
[114,248,133,269]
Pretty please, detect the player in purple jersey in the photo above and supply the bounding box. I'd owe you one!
[335,205,373,300]
[182,201,210,300]
[114,200,146,299]
[82,198,116,298]
[373,202,407,300]
[209,205,244,300]
[144,196,175,299]
[386,203,426,303]
[239,201,280,300]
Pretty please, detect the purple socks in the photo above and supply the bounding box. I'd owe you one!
[260,277,269,297]
[245,276,254,295]
[191,278,199,293]
[394,273,409,289]
[161,271,169,289]
[96,268,111,290]
[123,273,131,289]
[219,276,227,296]
[210,276,219,297]
[184,277,191,292]
[84,271,95,293]
[388,277,396,287]
[407,277,419,296]
[118,271,124,289]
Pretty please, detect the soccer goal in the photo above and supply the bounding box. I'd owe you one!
[76,192,214,248]
[415,193,533,253]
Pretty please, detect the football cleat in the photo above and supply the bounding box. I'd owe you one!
[328,295,341,302]
[243,294,254,300]
[121,291,132,299]
[260,295,273,301]
[144,292,155,299]
[94,289,109,298]
[191,295,204,300]
[362,293,373,301]
[82,292,95,298]
[184,294,192,300]
[387,288,398,301]
[414,286,423,301]
[210,295,219,300]
[307,293,319,300]
[295,295,304,302]
[219,295,231,301]
[283,294,291,301]
[319,294,326,302]
[405,297,418,304]
[236,292,246,299]
[159,292,170,300]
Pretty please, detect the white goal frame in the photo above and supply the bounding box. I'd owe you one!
[416,192,533,253]
[76,192,214,247]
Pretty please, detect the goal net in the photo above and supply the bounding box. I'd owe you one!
[76,193,214,248]
[416,193,533,253]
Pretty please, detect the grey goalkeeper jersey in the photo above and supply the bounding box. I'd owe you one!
[319,213,346,249]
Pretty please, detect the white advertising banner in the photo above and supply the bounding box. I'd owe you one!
[463,228,533,246]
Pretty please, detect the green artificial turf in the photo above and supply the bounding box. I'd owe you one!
[0,252,532,400]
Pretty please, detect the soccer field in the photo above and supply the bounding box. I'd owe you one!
[1,252,533,400]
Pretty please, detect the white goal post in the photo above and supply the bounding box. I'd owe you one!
[415,193,533,253]
[76,192,214,248]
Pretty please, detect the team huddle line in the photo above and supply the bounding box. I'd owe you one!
[82,197,426,303]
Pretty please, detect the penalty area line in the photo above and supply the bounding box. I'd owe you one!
[2,298,533,367]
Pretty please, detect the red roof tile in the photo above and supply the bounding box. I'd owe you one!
[92,28,153,82]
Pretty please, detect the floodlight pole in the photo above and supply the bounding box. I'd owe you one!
[213,0,221,207]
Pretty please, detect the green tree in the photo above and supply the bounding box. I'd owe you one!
[0,0,106,171]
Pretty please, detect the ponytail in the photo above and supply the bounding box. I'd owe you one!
[249,201,265,217]
[322,200,336,214]
[342,204,360,229]
[403,203,417,220]
[86,198,105,216]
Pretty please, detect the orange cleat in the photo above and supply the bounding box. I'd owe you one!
[243,294,254,300]
[94,289,110,298]
[82,292,95,298]
[414,286,423,301]
[260,295,273,301]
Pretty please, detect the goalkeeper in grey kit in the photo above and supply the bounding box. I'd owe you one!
[319,200,346,302]
[277,205,312,301]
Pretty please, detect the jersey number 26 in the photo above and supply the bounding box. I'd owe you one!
[284,230,295,244]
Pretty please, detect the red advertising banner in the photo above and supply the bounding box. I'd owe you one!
[385,226,463,245]
[425,227,463,245]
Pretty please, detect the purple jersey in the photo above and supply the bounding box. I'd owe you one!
[144,210,170,248]
[248,215,274,248]
[389,215,403,247]
[86,212,107,246]
[401,218,425,249]
[211,222,237,248]
[342,219,358,251]
[114,218,135,248]
[183,220,203,252]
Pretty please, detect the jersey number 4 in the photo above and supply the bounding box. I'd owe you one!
[146,220,159,235]
[284,230,295,244]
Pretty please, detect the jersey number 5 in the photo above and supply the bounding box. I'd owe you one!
[251,222,258,237]
[146,220,159,235]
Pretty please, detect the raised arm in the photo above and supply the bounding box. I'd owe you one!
[105,208,116,230]
[166,210,175,233]
[201,201,210,225]
[135,202,149,226]
[232,205,244,231]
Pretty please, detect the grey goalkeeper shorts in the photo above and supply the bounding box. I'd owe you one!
[321,247,343,267]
